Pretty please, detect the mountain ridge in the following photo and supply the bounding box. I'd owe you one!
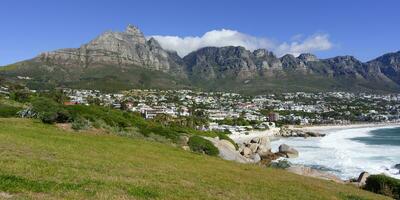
[1,25,400,94]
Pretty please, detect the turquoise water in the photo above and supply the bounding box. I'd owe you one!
[352,127,400,146]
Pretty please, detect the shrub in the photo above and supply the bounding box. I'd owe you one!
[31,97,70,124]
[364,174,400,199]
[71,117,91,131]
[0,104,20,117]
[188,136,219,156]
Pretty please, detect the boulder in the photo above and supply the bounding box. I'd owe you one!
[287,166,343,183]
[250,137,260,143]
[220,139,236,151]
[356,171,370,186]
[182,145,190,151]
[249,143,259,153]
[278,144,299,158]
[259,136,270,146]
[179,135,190,146]
[256,145,271,157]
[241,147,252,158]
[204,137,250,163]
[251,153,261,163]
[394,164,400,170]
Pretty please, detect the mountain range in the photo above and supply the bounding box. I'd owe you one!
[1,24,400,94]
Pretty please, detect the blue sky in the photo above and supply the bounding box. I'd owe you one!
[1,0,399,65]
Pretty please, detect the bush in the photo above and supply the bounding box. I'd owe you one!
[31,97,70,124]
[364,174,400,199]
[188,136,219,156]
[71,117,91,131]
[0,104,20,117]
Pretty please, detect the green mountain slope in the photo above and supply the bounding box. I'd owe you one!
[0,118,390,199]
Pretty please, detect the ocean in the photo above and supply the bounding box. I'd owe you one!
[270,126,400,180]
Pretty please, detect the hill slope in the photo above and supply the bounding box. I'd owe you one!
[0,118,390,199]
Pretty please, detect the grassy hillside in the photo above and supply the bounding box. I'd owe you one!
[0,118,390,199]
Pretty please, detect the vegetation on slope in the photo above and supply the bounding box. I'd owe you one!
[0,118,390,199]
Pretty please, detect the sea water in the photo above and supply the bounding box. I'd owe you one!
[270,126,400,180]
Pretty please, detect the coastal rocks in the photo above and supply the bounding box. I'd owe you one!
[241,147,252,157]
[395,164,400,174]
[238,136,272,161]
[278,144,299,158]
[278,128,325,137]
[287,165,343,183]
[204,137,252,163]
[356,171,370,186]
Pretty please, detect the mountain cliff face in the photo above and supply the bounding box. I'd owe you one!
[1,25,400,93]
[36,25,184,73]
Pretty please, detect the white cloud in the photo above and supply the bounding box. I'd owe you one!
[276,34,333,57]
[150,29,333,58]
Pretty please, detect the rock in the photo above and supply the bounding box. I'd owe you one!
[241,147,252,158]
[251,153,261,163]
[250,137,260,143]
[287,166,343,183]
[249,143,259,153]
[182,145,190,151]
[278,144,299,158]
[356,171,370,186]
[394,163,400,170]
[256,145,271,157]
[269,160,291,169]
[179,135,189,146]
[203,137,251,163]
[259,136,270,146]
[220,139,236,151]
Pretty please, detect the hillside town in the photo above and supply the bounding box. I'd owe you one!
[59,88,400,133]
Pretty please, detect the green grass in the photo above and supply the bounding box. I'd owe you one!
[0,118,391,199]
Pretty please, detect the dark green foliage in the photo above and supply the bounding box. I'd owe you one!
[0,104,20,117]
[31,97,70,124]
[269,160,291,169]
[188,136,219,156]
[66,105,146,129]
[10,89,31,102]
[364,174,400,199]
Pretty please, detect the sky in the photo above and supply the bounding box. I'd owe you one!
[1,0,399,66]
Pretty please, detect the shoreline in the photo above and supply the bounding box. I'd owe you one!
[273,123,400,182]
[288,122,400,134]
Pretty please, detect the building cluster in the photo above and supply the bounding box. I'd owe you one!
[63,89,400,132]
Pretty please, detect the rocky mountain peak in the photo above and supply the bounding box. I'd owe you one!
[298,53,318,62]
[126,24,143,35]
[147,37,162,50]
[253,49,275,58]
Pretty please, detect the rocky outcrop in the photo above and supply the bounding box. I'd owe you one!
[203,137,253,163]
[395,164,400,174]
[36,24,185,74]
[238,136,272,159]
[278,128,325,137]
[356,171,370,186]
[278,144,299,158]
[287,165,343,183]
